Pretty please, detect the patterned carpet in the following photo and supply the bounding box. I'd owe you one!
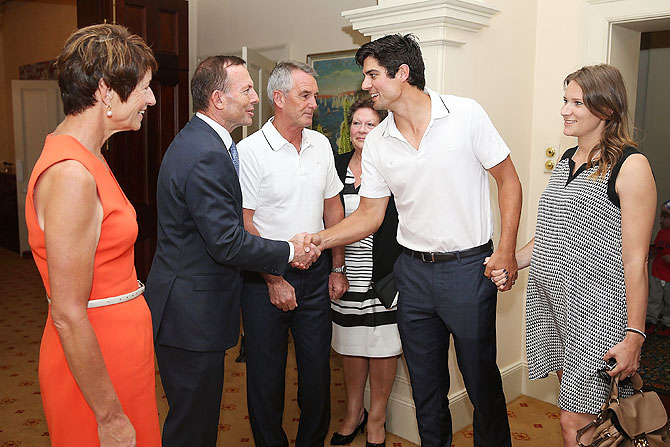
[640,332,670,395]
[0,247,565,446]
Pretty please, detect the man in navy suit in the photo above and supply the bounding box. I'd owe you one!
[145,56,319,447]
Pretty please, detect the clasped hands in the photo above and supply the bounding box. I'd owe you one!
[288,232,322,269]
[483,250,518,292]
[270,232,344,312]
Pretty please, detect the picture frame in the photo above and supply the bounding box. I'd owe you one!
[307,50,365,154]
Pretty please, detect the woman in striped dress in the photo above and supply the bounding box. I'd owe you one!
[490,64,656,446]
[330,98,402,447]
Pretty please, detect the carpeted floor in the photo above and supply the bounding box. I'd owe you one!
[640,331,670,395]
[0,246,567,446]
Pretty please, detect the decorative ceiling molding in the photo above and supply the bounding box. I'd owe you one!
[342,0,500,46]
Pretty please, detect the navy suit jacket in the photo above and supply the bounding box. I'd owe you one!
[145,115,289,352]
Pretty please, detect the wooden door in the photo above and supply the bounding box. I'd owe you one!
[77,0,189,280]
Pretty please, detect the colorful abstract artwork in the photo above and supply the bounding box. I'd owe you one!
[307,50,365,154]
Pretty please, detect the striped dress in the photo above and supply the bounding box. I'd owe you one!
[331,168,402,357]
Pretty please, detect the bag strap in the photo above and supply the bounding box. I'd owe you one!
[610,372,644,402]
[576,419,598,446]
[575,372,645,446]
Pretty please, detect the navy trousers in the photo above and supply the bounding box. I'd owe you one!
[155,344,226,447]
[242,255,331,447]
[394,250,512,447]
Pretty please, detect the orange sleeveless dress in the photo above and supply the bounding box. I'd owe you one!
[26,134,161,446]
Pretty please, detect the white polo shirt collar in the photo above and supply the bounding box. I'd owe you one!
[261,117,314,153]
[382,88,450,141]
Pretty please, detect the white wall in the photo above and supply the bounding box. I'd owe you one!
[190,0,374,64]
[637,46,670,228]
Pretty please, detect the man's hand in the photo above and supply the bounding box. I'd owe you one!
[484,249,518,292]
[307,232,324,251]
[485,260,509,291]
[289,232,321,269]
[329,272,348,301]
[266,276,298,311]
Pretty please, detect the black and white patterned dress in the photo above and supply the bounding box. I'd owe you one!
[330,169,402,357]
[526,146,637,414]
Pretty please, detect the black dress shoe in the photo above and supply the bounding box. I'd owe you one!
[330,408,368,445]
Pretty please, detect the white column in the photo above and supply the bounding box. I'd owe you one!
[342,0,500,93]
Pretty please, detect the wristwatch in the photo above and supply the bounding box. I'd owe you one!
[331,265,347,274]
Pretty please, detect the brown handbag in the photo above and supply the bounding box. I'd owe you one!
[576,373,670,447]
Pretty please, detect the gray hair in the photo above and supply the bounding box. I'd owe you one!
[267,60,317,109]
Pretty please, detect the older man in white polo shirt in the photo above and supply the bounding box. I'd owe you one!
[237,60,347,447]
[315,35,522,447]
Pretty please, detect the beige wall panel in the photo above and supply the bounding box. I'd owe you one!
[0,0,76,165]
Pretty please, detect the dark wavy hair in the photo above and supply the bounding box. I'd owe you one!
[355,34,425,91]
[564,64,637,179]
[56,24,157,116]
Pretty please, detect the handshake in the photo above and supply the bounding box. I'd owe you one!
[289,232,323,269]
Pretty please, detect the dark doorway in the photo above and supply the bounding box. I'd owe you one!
[78,0,189,280]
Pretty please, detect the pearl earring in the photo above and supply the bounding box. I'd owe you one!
[106,105,112,118]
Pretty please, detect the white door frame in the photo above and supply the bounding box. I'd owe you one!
[12,80,63,256]
[584,0,670,64]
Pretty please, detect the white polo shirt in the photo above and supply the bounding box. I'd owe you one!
[238,118,343,240]
[359,88,510,252]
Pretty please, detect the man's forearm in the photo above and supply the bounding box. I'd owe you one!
[496,177,522,252]
[319,196,388,250]
[323,198,346,266]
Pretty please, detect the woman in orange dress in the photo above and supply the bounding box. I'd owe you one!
[25,24,160,446]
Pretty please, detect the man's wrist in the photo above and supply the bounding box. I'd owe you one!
[330,265,347,274]
[263,273,283,284]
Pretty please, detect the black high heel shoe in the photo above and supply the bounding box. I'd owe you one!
[366,422,386,447]
[330,408,368,445]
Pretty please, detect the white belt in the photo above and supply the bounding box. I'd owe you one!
[47,280,145,309]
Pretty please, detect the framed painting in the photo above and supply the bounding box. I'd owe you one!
[307,50,365,154]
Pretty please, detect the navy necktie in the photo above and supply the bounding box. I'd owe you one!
[229,141,239,175]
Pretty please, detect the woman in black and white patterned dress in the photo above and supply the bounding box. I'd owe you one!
[490,65,656,447]
[330,98,402,447]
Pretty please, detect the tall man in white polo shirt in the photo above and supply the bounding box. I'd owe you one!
[237,61,347,447]
[314,35,522,447]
